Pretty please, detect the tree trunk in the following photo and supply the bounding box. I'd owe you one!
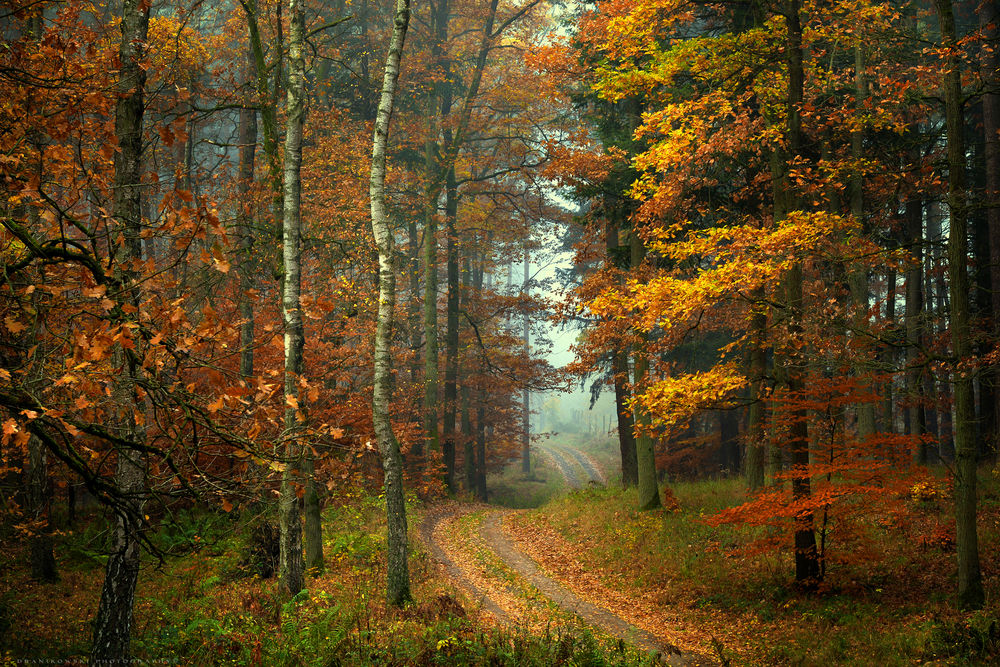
[460,256,475,492]
[882,267,897,434]
[422,161,441,467]
[613,349,637,487]
[935,0,984,610]
[237,50,258,379]
[91,0,149,660]
[522,251,531,476]
[848,46,877,444]
[369,0,412,606]
[278,0,308,596]
[904,195,927,464]
[630,233,661,511]
[785,0,819,586]
[719,409,740,474]
[422,0,451,470]
[984,0,1000,463]
[442,79,459,492]
[606,217,637,487]
[240,0,283,236]
[475,257,489,501]
[27,434,56,582]
[745,291,768,491]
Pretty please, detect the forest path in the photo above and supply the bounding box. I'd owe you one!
[536,444,605,488]
[552,444,606,485]
[420,499,714,665]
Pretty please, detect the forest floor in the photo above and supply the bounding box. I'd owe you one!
[423,436,1000,666]
[3,436,999,665]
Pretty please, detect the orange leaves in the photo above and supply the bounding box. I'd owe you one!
[4,316,26,334]
[210,244,230,274]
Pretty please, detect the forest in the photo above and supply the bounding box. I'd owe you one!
[1,0,998,664]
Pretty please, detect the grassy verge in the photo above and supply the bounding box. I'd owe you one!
[523,470,1000,666]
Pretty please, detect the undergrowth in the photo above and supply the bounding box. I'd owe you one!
[2,485,655,666]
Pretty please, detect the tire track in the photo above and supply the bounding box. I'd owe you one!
[537,445,584,489]
[479,512,699,666]
[555,446,605,485]
[418,505,509,623]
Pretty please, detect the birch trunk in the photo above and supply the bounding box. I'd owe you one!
[278,0,307,596]
[370,0,412,606]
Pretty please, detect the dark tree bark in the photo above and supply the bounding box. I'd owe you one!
[237,51,258,380]
[27,434,57,582]
[848,45,878,444]
[719,409,740,474]
[982,0,1000,462]
[91,0,150,660]
[239,0,284,236]
[605,215,637,487]
[630,234,661,512]
[784,0,819,586]
[936,0,984,609]
[745,296,767,491]
[442,65,459,490]
[904,195,927,464]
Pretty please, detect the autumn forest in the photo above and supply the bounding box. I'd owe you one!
[1,0,999,664]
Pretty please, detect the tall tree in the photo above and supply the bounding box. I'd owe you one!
[935,0,984,609]
[781,0,820,587]
[278,0,308,596]
[91,0,150,660]
[370,0,412,607]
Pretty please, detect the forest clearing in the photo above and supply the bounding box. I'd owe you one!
[2,0,1000,664]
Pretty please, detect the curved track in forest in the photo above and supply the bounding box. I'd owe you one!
[419,504,713,666]
[554,445,605,485]
[418,504,509,623]
[536,445,584,489]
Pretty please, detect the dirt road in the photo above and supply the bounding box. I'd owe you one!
[419,448,714,665]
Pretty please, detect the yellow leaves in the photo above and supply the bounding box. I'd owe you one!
[635,364,748,432]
